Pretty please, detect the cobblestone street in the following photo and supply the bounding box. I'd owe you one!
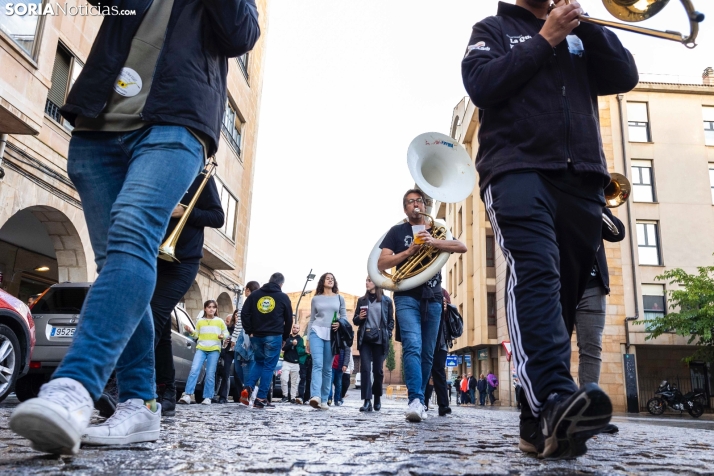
[0,393,713,475]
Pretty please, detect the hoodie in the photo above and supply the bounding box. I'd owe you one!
[241,282,293,340]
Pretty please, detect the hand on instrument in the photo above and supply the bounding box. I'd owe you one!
[171,204,187,218]
[404,241,422,257]
[541,0,583,47]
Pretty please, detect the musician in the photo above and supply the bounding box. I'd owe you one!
[10,0,260,453]
[461,0,637,459]
[378,189,466,423]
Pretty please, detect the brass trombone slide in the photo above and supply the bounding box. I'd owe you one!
[560,0,704,48]
[158,160,217,262]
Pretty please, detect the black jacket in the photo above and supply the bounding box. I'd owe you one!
[352,295,394,354]
[596,207,626,293]
[241,283,292,340]
[164,175,224,262]
[330,318,354,356]
[461,2,639,193]
[477,378,488,393]
[468,376,477,391]
[282,333,305,364]
[60,0,260,157]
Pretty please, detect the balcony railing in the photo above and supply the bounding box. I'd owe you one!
[236,55,249,82]
[44,99,62,123]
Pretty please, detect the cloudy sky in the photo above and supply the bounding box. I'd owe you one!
[245,0,714,296]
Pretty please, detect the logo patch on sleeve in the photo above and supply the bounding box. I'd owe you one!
[466,41,491,55]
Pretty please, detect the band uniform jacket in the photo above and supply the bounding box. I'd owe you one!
[461,1,639,194]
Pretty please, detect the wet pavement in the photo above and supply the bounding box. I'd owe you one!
[0,393,713,475]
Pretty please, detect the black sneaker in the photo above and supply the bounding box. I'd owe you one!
[518,396,542,454]
[601,423,619,434]
[253,398,267,409]
[438,406,452,417]
[539,383,612,459]
[280,397,289,403]
[160,386,177,416]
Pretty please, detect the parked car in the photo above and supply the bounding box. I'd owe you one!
[14,282,211,401]
[0,288,36,402]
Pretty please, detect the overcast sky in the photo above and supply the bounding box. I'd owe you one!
[245,0,714,296]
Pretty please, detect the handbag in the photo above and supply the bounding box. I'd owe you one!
[444,303,464,341]
[363,326,381,344]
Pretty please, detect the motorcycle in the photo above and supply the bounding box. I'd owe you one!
[647,380,706,418]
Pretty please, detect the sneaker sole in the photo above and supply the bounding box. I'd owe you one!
[82,429,160,446]
[10,401,82,455]
[519,438,538,454]
[405,410,422,422]
[309,399,320,409]
[161,410,176,417]
[540,384,612,460]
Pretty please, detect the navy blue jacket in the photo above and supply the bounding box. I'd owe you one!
[596,207,626,293]
[461,2,639,193]
[60,0,260,157]
[242,283,293,340]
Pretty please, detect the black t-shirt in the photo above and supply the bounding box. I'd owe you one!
[379,221,443,300]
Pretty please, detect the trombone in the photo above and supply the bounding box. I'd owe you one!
[602,172,630,235]
[559,0,704,48]
[158,160,217,262]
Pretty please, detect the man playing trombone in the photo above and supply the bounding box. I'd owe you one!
[11,0,260,454]
[461,0,638,459]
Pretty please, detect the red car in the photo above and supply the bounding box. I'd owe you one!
[0,289,36,402]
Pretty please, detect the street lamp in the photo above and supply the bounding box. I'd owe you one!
[294,269,315,325]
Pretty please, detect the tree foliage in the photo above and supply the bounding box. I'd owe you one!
[386,338,396,383]
[641,265,714,363]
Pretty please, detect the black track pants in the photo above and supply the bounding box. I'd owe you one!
[484,172,602,416]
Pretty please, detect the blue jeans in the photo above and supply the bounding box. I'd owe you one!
[329,369,343,403]
[469,389,476,404]
[234,355,255,390]
[309,330,333,402]
[479,390,487,405]
[185,349,220,399]
[395,296,442,405]
[245,335,282,400]
[53,126,203,402]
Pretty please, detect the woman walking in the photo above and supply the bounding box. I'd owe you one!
[353,276,394,412]
[306,273,347,410]
[179,300,228,404]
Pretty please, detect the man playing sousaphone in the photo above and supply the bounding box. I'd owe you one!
[378,189,466,423]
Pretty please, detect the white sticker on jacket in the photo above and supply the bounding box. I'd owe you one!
[114,67,142,97]
[566,35,584,56]
[466,41,491,56]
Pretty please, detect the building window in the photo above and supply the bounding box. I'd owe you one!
[636,221,661,265]
[457,207,463,237]
[236,52,249,81]
[631,159,655,202]
[448,269,453,296]
[0,0,44,58]
[45,44,82,129]
[642,284,665,330]
[458,255,463,284]
[487,292,496,326]
[703,107,714,146]
[627,102,651,142]
[709,164,714,204]
[485,235,495,267]
[217,182,238,240]
[222,100,243,157]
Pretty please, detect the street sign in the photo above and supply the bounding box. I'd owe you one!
[501,341,512,361]
[464,354,472,366]
[458,355,463,364]
[446,355,458,367]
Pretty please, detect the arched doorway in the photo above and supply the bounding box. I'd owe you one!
[181,281,203,322]
[216,292,233,318]
[0,206,88,302]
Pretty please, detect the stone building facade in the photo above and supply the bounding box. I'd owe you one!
[445,75,714,412]
[0,0,269,321]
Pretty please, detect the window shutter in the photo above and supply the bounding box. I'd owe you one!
[48,47,71,107]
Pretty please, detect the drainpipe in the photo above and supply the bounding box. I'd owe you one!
[616,94,639,353]
[0,134,7,180]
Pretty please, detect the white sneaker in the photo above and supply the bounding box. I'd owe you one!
[82,399,161,446]
[201,398,211,405]
[179,393,192,405]
[405,399,424,422]
[422,403,428,420]
[250,386,259,405]
[320,403,329,410]
[9,377,93,454]
[309,397,321,409]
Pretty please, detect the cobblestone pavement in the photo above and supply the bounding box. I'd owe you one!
[1,393,713,475]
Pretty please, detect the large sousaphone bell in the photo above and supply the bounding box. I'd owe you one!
[367,133,476,292]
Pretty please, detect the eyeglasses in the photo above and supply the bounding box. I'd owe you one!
[406,198,425,205]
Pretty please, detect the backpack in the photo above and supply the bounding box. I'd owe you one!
[444,303,464,341]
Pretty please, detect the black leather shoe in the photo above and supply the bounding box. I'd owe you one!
[359,399,373,412]
[161,386,177,416]
[218,398,228,404]
[438,405,452,416]
[373,395,381,411]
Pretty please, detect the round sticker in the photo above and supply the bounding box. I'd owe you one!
[257,296,276,314]
[113,67,142,97]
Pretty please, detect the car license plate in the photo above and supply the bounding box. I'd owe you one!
[51,327,76,338]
